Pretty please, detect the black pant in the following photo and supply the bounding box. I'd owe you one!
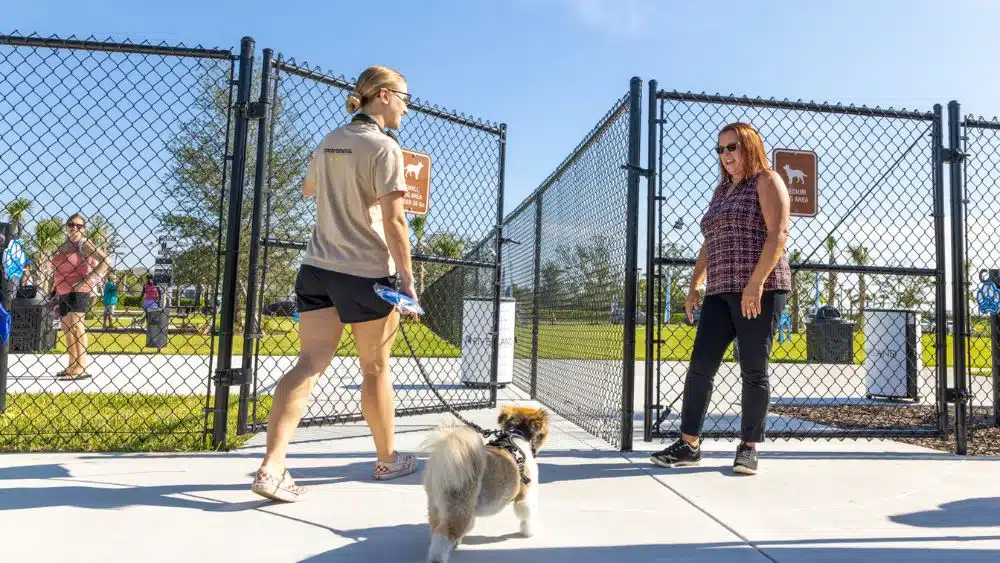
[680,290,788,443]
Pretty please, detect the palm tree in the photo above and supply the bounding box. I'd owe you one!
[423,232,465,290]
[825,235,837,307]
[426,233,463,260]
[33,217,64,292]
[410,215,427,294]
[87,213,118,256]
[4,197,33,236]
[848,244,870,319]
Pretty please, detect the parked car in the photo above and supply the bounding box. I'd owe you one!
[262,300,296,317]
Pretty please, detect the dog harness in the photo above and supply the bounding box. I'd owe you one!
[487,430,533,485]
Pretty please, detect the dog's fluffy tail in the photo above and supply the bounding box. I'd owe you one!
[420,424,487,493]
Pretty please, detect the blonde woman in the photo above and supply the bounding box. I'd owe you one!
[252,65,419,501]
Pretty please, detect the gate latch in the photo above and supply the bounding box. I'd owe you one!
[621,163,652,177]
[941,148,968,164]
[945,387,969,404]
[214,368,250,386]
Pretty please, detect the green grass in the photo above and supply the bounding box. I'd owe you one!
[0,392,276,452]
[43,317,459,358]
[6,319,993,453]
[515,322,995,371]
[45,314,997,370]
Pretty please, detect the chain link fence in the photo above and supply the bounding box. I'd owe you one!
[959,114,1000,455]
[0,32,236,450]
[244,55,506,432]
[499,79,643,451]
[647,90,948,441]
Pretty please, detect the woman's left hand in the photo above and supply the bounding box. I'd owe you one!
[742,277,764,319]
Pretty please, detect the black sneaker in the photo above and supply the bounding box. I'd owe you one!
[650,439,701,468]
[733,442,758,475]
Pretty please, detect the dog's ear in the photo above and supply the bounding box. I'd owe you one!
[529,410,548,432]
[497,407,512,426]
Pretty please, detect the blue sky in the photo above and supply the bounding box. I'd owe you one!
[8,0,1000,216]
[5,0,1000,306]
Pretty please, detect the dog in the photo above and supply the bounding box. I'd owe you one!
[782,163,807,184]
[405,161,424,179]
[421,406,549,563]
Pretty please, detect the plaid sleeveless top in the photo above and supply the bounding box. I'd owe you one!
[700,171,791,296]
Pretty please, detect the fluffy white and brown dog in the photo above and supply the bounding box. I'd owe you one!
[420,406,549,562]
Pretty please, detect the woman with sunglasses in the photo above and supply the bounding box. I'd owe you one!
[251,65,419,502]
[50,213,109,381]
[650,122,791,475]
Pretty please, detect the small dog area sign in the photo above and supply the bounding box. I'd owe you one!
[773,148,818,217]
[401,149,431,216]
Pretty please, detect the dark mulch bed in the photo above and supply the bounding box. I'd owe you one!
[769,404,1000,456]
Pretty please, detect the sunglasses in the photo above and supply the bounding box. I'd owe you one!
[715,142,739,155]
[386,88,411,106]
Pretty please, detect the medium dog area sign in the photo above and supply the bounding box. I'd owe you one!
[401,149,431,216]
[773,149,818,217]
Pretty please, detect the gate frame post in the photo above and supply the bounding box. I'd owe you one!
[236,47,274,436]
[621,76,644,452]
[530,194,542,400]
[212,36,256,449]
[932,104,949,437]
[946,100,969,456]
[489,124,508,409]
[643,79,658,443]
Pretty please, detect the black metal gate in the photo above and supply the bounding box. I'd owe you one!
[955,106,1000,455]
[644,85,949,442]
[497,78,644,451]
[0,33,235,450]
[239,54,508,434]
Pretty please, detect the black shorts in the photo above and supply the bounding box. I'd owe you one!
[57,292,92,316]
[294,264,397,323]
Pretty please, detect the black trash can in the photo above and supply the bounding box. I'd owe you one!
[146,309,169,349]
[806,306,855,364]
[10,297,57,353]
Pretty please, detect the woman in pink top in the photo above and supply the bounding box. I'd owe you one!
[50,213,109,381]
[142,276,160,310]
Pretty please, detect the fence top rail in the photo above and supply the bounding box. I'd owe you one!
[964,115,1000,130]
[656,89,935,121]
[503,92,630,224]
[272,56,504,136]
[0,31,235,60]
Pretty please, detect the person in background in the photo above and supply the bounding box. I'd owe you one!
[142,276,160,311]
[50,213,109,381]
[102,274,118,330]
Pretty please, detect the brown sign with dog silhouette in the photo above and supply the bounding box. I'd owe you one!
[401,149,431,216]
[773,149,818,217]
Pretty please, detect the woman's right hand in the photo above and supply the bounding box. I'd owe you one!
[401,275,417,300]
[400,275,419,319]
[685,287,701,324]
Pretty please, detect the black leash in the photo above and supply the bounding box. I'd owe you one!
[398,320,532,484]
[397,320,499,440]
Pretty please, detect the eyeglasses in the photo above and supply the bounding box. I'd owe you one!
[65,223,85,230]
[715,142,739,155]
[386,88,411,106]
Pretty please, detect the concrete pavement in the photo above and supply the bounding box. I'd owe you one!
[1,391,999,562]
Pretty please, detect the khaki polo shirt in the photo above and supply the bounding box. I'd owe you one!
[301,120,409,278]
